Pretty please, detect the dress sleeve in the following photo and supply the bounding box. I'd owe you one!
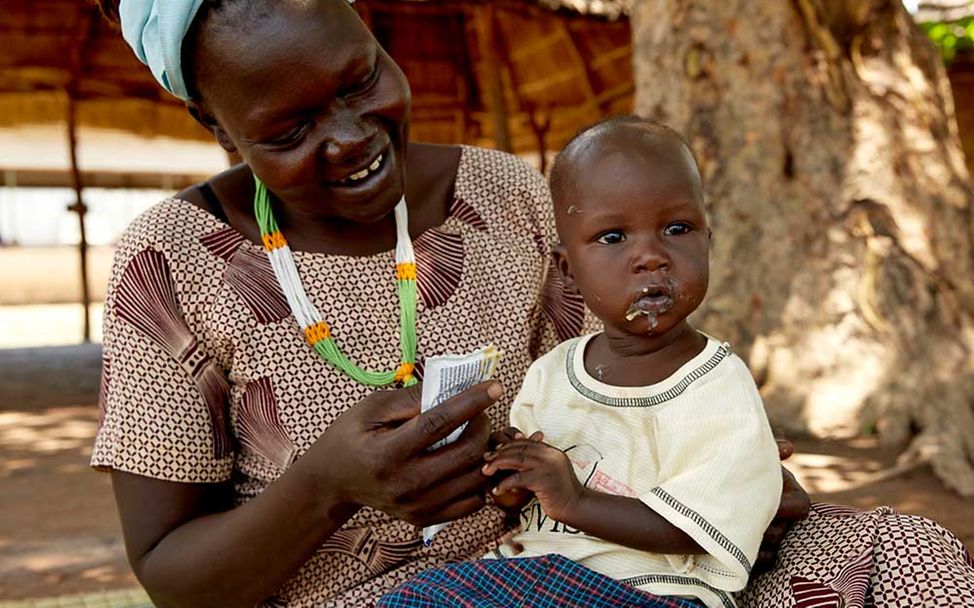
[639,357,781,591]
[92,213,234,483]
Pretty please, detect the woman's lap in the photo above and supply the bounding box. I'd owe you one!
[377,554,702,608]
[737,503,974,607]
[360,502,972,607]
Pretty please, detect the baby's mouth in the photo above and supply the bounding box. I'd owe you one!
[625,283,675,325]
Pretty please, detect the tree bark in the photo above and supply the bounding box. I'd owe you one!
[631,0,974,495]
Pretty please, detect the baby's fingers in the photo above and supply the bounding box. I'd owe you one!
[482,447,544,476]
[492,470,538,496]
[482,456,529,476]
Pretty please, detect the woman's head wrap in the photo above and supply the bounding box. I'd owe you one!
[119,0,206,100]
[119,0,356,101]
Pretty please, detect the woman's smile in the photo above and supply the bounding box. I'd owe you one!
[322,144,398,201]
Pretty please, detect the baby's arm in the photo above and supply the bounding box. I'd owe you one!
[483,438,705,555]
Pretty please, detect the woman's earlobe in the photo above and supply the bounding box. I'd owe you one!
[186,101,238,154]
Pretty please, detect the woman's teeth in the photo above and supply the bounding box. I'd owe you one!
[342,154,383,184]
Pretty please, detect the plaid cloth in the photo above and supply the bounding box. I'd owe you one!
[376,554,704,608]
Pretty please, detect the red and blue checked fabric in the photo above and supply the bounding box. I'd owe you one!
[377,554,704,608]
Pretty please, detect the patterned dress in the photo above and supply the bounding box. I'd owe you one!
[92,145,974,607]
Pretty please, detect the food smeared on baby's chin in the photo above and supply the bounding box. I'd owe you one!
[624,282,676,333]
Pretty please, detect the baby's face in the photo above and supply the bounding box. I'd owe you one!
[554,131,710,338]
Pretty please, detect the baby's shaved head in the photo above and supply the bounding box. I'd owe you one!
[549,116,703,220]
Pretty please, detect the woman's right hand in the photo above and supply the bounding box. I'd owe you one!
[301,381,503,527]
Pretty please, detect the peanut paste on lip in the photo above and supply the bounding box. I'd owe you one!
[624,288,675,330]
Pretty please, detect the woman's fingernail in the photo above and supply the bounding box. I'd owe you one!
[487,383,503,399]
[482,464,492,474]
[514,432,525,440]
[492,487,500,495]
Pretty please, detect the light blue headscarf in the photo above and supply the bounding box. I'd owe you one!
[119,0,206,100]
[119,0,357,101]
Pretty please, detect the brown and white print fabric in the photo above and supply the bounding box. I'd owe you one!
[93,146,594,606]
[735,503,974,607]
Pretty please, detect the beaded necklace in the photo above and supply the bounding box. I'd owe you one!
[253,175,418,387]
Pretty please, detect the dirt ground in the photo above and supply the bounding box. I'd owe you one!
[0,344,971,602]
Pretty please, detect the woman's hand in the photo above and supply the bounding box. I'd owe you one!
[482,433,585,522]
[754,439,811,574]
[302,381,502,527]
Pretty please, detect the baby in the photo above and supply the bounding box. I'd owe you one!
[382,117,782,608]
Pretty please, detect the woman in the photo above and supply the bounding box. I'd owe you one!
[92,1,972,607]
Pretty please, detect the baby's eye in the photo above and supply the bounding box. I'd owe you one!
[663,223,692,236]
[596,231,626,245]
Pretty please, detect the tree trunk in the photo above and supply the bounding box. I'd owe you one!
[631,0,974,495]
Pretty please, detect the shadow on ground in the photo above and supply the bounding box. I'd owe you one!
[0,345,136,600]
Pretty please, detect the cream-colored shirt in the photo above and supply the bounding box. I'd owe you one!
[494,333,782,608]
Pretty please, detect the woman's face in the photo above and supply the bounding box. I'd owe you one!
[193,0,411,224]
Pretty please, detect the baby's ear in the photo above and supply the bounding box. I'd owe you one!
[551,244,579,293]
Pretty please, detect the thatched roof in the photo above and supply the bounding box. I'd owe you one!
[0,0,633,156]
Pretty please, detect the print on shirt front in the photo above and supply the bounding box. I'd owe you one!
[519,443,642,536]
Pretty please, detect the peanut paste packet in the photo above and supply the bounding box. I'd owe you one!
[421,345,502,545]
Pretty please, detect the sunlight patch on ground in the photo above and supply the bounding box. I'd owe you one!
[788,438,889,494]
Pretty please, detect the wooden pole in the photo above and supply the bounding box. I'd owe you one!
[63,8,97,343]
[529,108,552,175]
[476,6,512,152]
[66,94,91,343]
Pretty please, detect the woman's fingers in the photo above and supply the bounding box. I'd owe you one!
[419,491,488,527]
[762,520,788,546]
[414,412,493,482]
[418,464,491,507]
[775,438,795,461]
[402,461,495,526]
[399,382,502,452]
[777,466,811,520]
[359,383,423,426]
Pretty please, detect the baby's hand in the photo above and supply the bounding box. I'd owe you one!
[485,428,536,515]
[482,434,583,522]
[488,426,527,450]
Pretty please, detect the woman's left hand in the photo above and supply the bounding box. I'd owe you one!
[754,439,811,574]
